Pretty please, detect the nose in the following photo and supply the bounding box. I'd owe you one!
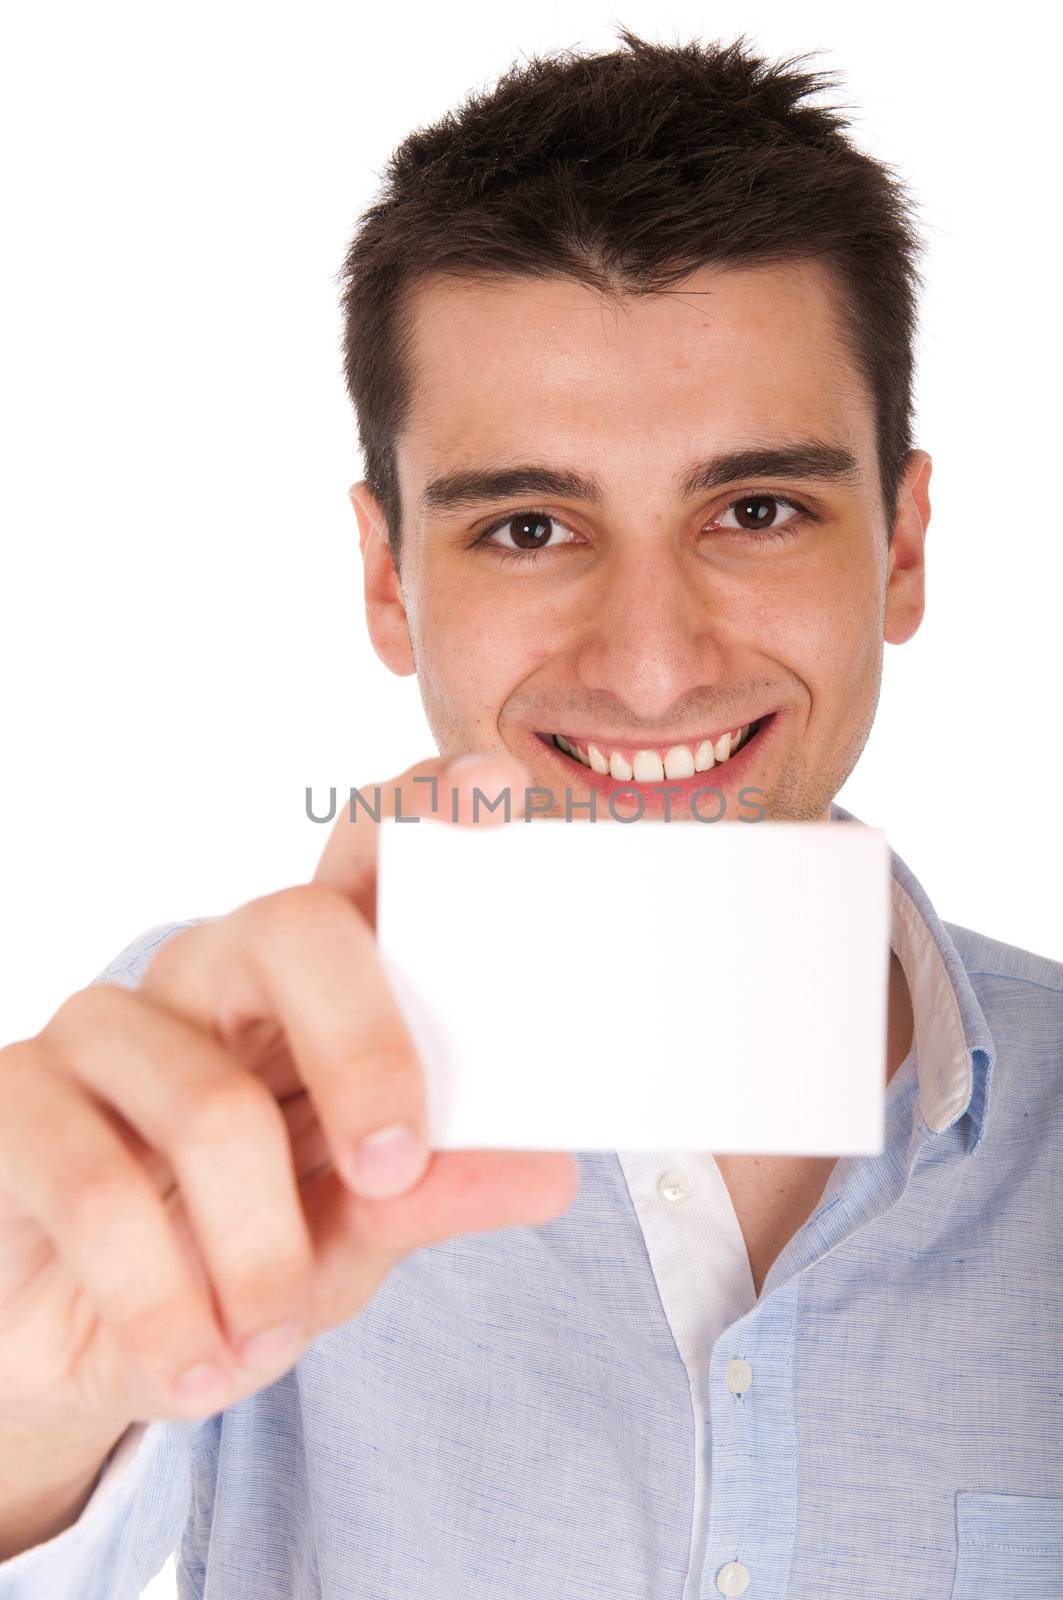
[571,540,729,725]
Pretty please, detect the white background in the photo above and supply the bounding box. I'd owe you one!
[0,3,1059,1591]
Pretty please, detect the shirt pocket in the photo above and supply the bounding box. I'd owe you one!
[949,1491,1063,1599]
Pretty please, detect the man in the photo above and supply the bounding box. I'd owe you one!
[0,28,1060,1600]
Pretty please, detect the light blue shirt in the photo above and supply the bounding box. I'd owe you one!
[2,805,1061,1598]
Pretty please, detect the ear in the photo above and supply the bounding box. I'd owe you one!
[349,481,416,677]
[884,450,932,646]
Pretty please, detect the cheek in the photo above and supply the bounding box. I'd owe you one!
[425,586,538,660]
[771,553,881,667]
[417,582,551,715]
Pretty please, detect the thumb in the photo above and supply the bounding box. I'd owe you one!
[310,749,531,927]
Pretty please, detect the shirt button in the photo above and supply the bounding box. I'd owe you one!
[725,1358,752,1395]
[716,1560,751,1595]
[657,1170,692,1204]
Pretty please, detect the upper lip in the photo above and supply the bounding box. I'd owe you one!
[537,714,769,754]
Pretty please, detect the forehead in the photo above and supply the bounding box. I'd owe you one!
[397,259,875,498]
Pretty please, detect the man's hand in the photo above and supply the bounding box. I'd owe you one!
[0,752,578,1479]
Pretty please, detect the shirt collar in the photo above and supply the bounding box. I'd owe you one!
[830,802,996,1154]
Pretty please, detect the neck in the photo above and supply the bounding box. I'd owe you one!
[887,949,914,1085]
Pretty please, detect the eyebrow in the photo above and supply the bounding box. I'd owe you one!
[418,441,860,514]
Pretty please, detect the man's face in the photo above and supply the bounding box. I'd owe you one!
[353,260,930,821]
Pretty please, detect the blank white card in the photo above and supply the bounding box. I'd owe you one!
[376,817,891,1155]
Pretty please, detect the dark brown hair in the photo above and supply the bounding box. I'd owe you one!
[338,28,925,567]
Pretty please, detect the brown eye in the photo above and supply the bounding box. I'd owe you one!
[734,496,784,529]
[710,492,810,544]
[502,513,554,549]
[477,510,579,559]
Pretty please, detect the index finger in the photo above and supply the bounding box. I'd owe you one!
[311,750,531,926]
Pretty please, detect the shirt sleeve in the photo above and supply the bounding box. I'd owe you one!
[88,916,217,991]
[83,1422,150,1505]
[0,1419,199,1598]
[0,919,222,1596]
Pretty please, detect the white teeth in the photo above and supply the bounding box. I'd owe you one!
[632,749,665,782]
[555,734,590,765]
[552,720,757,780]
[664,744,695,779]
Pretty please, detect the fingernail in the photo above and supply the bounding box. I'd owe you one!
[173,1361,229,1403]
[236,1320,301,1371]
[448,752,493,776]
[446,752,524,818]
[341,1125,427,1199]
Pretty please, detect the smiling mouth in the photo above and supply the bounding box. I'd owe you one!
[536,717,767,783]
